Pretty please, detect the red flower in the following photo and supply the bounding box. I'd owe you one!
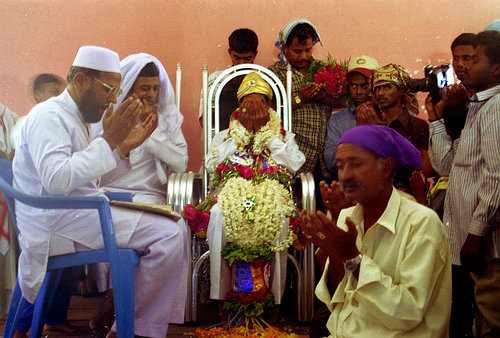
[237,165,254,179]
[183,204,196,221]
[216,163,226,174]
[289,217,301,231]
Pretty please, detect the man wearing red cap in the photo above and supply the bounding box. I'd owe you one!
[324,55,379,178]
[302,125,451,337]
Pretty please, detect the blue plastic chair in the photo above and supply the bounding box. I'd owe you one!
[0,158,140,338]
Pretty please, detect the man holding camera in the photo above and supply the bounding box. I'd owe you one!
[427,32,478,337]
[433,30,500,337]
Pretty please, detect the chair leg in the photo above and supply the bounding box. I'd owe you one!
[30,269,63,338]
[3,280,25,338]
[111,261,136,338]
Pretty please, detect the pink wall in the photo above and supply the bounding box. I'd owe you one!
[0,0,499,171]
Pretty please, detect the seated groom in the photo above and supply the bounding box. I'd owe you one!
[301,125,452,336]
[12,45,188,338]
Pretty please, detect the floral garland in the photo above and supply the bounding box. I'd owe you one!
[304,54,354,107]
[185,107,308,337]
[218,176,294,252]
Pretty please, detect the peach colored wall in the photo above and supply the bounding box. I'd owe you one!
[0,0,499,171]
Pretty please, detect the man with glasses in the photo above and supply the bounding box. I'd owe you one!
[12,46,188,338]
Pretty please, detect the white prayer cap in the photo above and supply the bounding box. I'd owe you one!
[72,46,121,73]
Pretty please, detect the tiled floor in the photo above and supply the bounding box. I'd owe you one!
[0,295,310,337]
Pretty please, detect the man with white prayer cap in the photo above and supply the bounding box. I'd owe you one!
[301,125,452,337]
[12,45,188,338]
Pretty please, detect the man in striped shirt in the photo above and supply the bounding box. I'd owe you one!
[430,30,500,337]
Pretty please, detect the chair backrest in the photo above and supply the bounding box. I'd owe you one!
[175,63,181,110]
[201,64,291,194]
[0,158,18,230]
[202,64,291,155]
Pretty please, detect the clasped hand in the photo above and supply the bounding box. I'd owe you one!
[320,180,354,220]
[300,209,359,262]
[101,95,158,154]
[238,99,270,132]
[355,102,386,126]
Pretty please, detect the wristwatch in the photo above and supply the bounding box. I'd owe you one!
[294,95,302,105]
[344,254,363,272]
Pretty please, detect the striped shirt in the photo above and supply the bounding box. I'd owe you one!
[433,84,500,265]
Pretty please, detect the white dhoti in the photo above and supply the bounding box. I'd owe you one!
[77,209,188,337]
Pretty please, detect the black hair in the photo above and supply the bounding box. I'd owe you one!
[228,28,259,54]
[285,23,318,46]
[33,73,63,92]
[138,62,159,77]
[476,30,500,66]
[451,33,478,51]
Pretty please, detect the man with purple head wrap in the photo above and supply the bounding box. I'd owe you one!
[301,125,452,337]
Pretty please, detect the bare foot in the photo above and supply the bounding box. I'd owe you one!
[13,330,27,338]
[89,290,115,337]
[44,322,78,333]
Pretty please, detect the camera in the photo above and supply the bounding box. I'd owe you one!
[409,64,454,104]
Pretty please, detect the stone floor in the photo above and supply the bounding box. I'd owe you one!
[0,294,311,337]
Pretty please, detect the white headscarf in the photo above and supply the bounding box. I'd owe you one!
[484,19,500,32]
[93,53,183,184]
[117,53,183,135]
[274,18,322,65]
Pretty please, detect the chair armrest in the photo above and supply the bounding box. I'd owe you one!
[104,192,133,202]
[166,172,203,214]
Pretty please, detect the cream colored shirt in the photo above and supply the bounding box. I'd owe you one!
[316,188,452,337]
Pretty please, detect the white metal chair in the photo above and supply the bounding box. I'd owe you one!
[167,64,316,322]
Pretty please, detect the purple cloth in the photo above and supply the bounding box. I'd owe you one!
[337,125,422,170]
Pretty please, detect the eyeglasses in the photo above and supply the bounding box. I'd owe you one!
[93,77,123,96]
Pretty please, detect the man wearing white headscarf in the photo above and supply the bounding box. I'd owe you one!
[88,53,188,336]
[269,19,344,211]
[12,46,188,338]
[94,53,188,204]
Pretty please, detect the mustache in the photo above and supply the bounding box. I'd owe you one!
[340,180,364,192]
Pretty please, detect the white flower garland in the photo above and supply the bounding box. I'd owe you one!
[228,108,282,154]
[218,176,295,252]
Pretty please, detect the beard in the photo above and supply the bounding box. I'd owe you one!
[78,87,108,123]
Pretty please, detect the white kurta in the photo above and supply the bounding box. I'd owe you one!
[13,90,188,337]
[316,188,452,337]
[206,126,305,303]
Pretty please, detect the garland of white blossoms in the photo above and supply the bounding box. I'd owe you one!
[215,108,294,252]
[228,108,283,154]
[218,176,295,251]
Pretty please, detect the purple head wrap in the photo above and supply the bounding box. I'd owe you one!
[338,125,422,170]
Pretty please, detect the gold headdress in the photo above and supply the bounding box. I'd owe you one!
[236,72,273,101]
[371,63,419,115]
